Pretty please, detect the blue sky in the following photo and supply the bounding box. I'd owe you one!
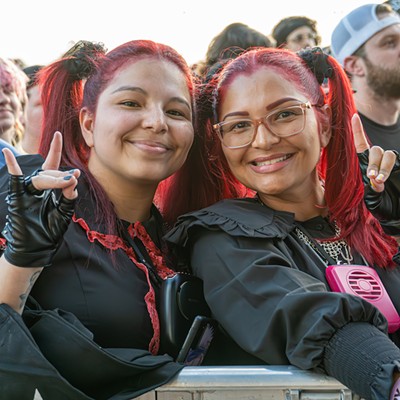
[2,0,378,67]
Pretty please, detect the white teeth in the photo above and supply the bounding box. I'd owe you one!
[254,154,290,166]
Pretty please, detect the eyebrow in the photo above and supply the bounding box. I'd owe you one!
[378,32,400,42]
[222,97,303,120]
[111,85,191,110]
[266,97,301,110]
[111,85,146,95]
[170,96,191,110]
[222,111,249,120]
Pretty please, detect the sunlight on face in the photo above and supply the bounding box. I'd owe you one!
[81,58,194,191]
[218,67,330,202]
[0,78,21,140]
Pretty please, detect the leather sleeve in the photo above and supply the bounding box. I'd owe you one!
[358,150,400,235]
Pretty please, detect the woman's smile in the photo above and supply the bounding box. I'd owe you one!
[219,68,331,199]
[249,152,294,173]
[128,139,172,154]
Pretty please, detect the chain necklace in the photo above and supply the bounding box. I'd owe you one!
[294,224,354,265]
[255,193,353,265]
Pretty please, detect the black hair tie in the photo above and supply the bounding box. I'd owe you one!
[62,40,106,81]
[63,57,94,80]
[298,47,333,85]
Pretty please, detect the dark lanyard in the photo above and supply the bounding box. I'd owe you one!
[124,232,163,287]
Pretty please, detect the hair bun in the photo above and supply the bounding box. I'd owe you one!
[297,47,332,85]
[63,40,106,80]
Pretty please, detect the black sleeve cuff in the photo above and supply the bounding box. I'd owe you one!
[323,322,400,400]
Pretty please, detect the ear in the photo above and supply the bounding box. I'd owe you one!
[80,107,94,148]
[343,55,366,77]
[319,104,332,148]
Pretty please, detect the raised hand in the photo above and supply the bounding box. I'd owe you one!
[353,114,400,227]
[352,113,397,192]
[1,132,81,267]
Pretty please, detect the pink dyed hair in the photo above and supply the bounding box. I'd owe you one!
[38,40,195,235]
[168,47,397,268]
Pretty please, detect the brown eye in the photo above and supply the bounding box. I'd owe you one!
[121,101,140,107]
[273,107,302,121]
[167,110,184,117]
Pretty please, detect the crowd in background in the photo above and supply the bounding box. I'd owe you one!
[1,0,399,161]
[1,1,400,399]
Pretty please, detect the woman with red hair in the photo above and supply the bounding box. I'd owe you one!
[0,39,196,397]
[165,47,400,400]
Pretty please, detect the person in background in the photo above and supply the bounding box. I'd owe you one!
[21,65,44,154]
[0,39,197,397]
[0,57,27,153]
[193,22,274,80]
[272,16,320,51]
[164,47,400,400]
[384,0,400,14]
[331,3,400,153]
[9,58,26,70]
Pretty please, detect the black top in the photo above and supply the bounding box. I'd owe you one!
[360,112,400,153]
[0,154,172,351]
[165,198,400,399]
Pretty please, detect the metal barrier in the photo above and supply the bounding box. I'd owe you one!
[136,366,360,400]
[33,366,360,399]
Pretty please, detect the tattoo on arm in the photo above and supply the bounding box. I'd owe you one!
[19,270,41,310]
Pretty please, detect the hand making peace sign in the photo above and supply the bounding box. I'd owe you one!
[353,114,400,223]
[3,131,80,198]
[352,113,397,192]
[1,132,81,268]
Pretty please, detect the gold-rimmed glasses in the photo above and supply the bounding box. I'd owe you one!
[213,102,313,149]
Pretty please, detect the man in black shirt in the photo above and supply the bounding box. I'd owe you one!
[331,3,400,152]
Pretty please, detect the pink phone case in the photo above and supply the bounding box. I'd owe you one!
[326,265,400,333]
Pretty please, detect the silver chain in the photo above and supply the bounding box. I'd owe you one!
[294,224,354,265]
[256,194,354,265]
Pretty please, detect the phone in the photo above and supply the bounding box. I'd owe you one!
[176,316,216,366]
[326,265,400,333]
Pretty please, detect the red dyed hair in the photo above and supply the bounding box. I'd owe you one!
[38,40,196,235]
[171,47,397,268]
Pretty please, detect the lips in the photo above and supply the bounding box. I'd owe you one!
[0,108,13,115]
[251,153,293,166]
[128,139,172,153]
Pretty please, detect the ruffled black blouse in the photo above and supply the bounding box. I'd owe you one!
[165,197,400,399]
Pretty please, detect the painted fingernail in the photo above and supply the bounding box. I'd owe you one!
[376,174,385,182]
[368,169,377,177]
[63,175,73,181]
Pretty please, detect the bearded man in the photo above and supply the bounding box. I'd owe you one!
[331,3,400,152]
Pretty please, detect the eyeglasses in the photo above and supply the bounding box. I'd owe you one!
[213,102,312,149]
[288,33,318,44]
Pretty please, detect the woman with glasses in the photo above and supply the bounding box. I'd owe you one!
[165,47,400,400]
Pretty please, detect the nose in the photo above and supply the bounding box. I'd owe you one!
[0,88,10,105]
[141,106,167,134]
[302,36,316,49]
[251,121,281,149]
[302,40,314,49]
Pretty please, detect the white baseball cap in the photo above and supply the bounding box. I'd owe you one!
[331,3,400,65]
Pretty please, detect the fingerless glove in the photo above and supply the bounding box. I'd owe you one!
[358,150,400,235]
[1,170,75,267]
